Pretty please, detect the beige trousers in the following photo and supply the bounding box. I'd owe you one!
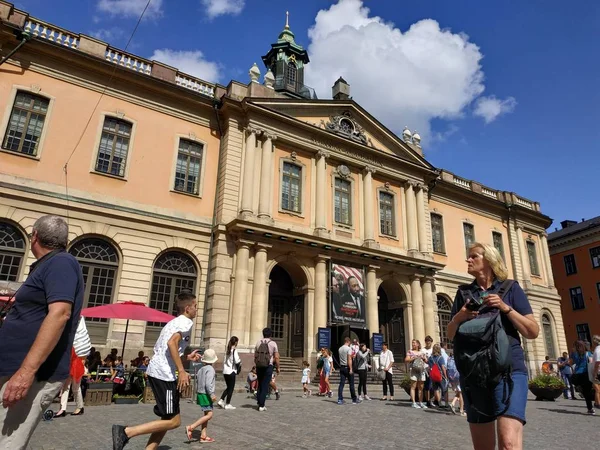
[0,376,63,450]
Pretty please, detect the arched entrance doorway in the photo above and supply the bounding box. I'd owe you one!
[378,279,406,358]
[268,264,305,358]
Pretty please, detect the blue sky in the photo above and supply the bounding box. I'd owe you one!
[14,0,600,230]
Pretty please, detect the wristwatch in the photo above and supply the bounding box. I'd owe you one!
[503,307,514,315]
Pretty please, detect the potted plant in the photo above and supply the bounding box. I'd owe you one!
[113,394,140,405]
[87,380,113,391]
[400,374,412,397]
[528,374,565,401]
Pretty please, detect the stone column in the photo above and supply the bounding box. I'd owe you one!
[363,166,376,245]
[421,277,436,341]
[240,128,257,214]
[230,241,251,341]
[516,226,531,283]
[540,233,555,287]
[366,266,379,338]
[410,275,425,343]
[258,134,275,219]
[313,256,329,331]
[249,243,270,344]
[315,150,329,232]
[405,182,418,251]
[304,287,315,358]
[404,299,414,354]
[416,184,428,253]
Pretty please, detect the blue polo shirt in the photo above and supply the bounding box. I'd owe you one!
[0,250,84,382]
[451,279,533,374]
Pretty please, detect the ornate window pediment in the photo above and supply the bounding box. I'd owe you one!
[325,111,367,144]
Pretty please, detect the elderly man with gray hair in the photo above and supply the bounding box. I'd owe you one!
[0,215,84,450]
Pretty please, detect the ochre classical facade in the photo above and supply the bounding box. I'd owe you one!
[0,2,564,373]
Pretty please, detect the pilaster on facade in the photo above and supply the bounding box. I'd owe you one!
[421,276,436,341]
[415,183,428,254]
[362,166,378,249]
[249,242,271,345]
[314,150,330,237]
[539,233,555,287]
[516,225,532,288]
[216,117,244,225]
[230,239,253,344]
[240,127,258,216]
[410,274,425,343]
[257,133,276,221]
[405,182,419,253]
[313,254,330,332]
[366,265,380,336]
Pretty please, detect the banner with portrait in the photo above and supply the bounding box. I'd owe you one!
[330,263,366,326]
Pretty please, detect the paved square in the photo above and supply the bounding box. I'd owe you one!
[27,387,598,449]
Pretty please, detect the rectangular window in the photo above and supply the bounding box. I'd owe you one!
[281,162,302,212]
[492,232,505,260]
[95,117,132,177]
[463,223,475,257]
[570,287,585,310]
[576,323,591,343]
[590,246,600,269]
[379,192,395,236]
[174,139,203,195]
[334,178,352,225]
[564,254,577,276]
[431,213,445,253]
[2,91,49,156]
[527,241,540,276]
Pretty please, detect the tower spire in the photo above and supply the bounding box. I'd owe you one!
[285,11,289,29]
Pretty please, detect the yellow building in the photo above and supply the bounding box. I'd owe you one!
[0,2,564,373]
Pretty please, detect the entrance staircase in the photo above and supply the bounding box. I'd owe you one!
[313,363,408,385]
[272,356,302,383]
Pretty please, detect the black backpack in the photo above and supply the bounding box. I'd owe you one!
[453,280,514,416]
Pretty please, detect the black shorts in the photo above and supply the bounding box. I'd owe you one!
[147,376,180,419]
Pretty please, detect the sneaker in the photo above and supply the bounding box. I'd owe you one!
[411,402,420,408]
[224,404,236,410]
[460,411,467,416]
[419,402,428,409]
[217,399,225,409]
[302,393,307,398]
[358,395,363,401]
[587,409,595,415]
[337,400,344,405]
[308,390,312,397]
[364,395,371,401]
[352,398,361,404]
[258,406,267,412]
[450,405,457,415]
[327,392,333,398]
[111,425,129,450]
[275,391,280,401]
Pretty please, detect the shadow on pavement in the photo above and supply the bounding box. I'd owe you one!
[539,408,591,416]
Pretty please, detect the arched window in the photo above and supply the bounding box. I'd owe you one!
[437,295,453,349]
[541,314,556,359]
[147,252,197,328]
[287,62,297,87]
[69,238,119,322]
[0,222,26,281]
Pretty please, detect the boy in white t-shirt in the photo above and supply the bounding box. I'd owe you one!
[112,291,201,450]
[301,361,312,397]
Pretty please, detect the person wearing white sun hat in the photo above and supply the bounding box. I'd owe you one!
[185,348,218,444]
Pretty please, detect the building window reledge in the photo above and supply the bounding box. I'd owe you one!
[569,286,585,310]
[0,222,26,282]
[564,254,577,276]
[590,246,600,269]
[95,117,132,177]
[379,191,395,236]
[281,161,302,213]
[492,231,505,260]
[576,323,591,344]
[431,213,445,254]
[334,177,352,226]
[437,295,453,350]
[463,223,475,257]
[526,240,540,276]
[2,91,49,156]
[174,139,203,195]
[541,314,556,359]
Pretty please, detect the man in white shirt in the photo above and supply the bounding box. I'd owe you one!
[112,291,200,450]
[379,342,395,401]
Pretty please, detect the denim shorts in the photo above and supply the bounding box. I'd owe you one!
[462,372,528,425]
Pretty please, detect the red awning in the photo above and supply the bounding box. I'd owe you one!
[81,301,174,323]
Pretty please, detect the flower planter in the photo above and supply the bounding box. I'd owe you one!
[114,397,139,405]
[529,386,563,401]
[88,382,113,391]
[142,385,155,404]
[85,390,112,406]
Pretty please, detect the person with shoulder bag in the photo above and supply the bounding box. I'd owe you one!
[448,243,539,450]
[569,339,595,414]
[217,336,241,410]
[404,339,427,409]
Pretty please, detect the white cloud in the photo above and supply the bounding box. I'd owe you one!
[305,0,513,141]
[473,96,517,124]
[201,0,245,19]
[97,0,163,19]
[90,28,125,42]
[149,49,221,82]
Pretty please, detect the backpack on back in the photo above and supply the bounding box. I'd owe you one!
[255,339,272,368]
[430,356,443,383]
[411,355,425,374]
[453,280,515,415]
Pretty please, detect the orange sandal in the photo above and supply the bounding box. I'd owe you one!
[185,426,193,442]
[201,436,215,443]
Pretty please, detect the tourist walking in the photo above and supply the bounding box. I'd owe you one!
[570,340,595,414]
[379,342,395,401]
[323,348,334,397]
[427,344,447,408]
[0,215,84,450]
[422,336,434,407]
[405,339,427,409]
[217,336,241,410]
[301,361,312,397]
[254,328,280,411]
[337,337,359,404]
[185,349,217,444]
[111,291,201,450]
[356,344,371,400]
[447,354,465,416]
[592,335,600,408]
[448,242,539,450]
[557,351,575,399]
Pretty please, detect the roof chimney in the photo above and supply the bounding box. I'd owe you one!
[560,220,577,229]
[332,77,350,100]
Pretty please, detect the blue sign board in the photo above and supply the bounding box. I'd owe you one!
[372,333,384,353]
[318,327,331,350]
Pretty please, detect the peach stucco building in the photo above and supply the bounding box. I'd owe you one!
[0,2,565,373]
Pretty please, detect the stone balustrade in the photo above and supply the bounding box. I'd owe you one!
[105,48,152,75]
[452,175,471,190]
[24,19,78,48]
[482,186,497,198]
[175,72,215,97]
[515,196,534,209]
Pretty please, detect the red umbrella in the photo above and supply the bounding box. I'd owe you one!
[81,301,175,357]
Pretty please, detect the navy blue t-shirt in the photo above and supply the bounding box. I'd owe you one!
[450,279,533,374]
[0,250,84,382]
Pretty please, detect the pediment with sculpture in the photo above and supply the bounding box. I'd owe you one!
[323,111,367,145]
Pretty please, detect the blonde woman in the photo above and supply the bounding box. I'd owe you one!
[404,339,428,408]
[448,243,538,450]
